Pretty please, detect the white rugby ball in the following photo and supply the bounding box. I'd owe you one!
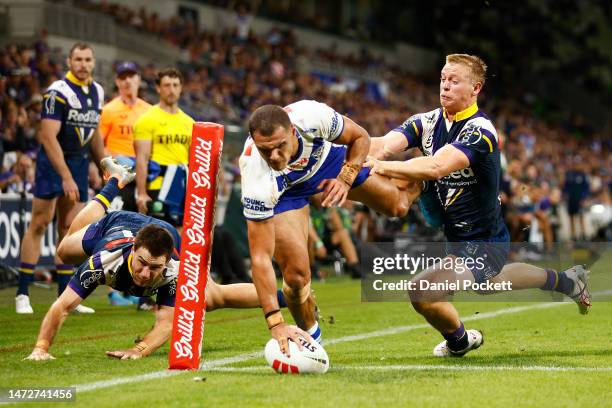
[264,337,329,374]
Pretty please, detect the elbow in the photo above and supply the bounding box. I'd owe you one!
[430,164,445,180]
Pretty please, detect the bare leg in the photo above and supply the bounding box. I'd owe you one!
[205,279,260,311]
[20,197,57,265]
[55,196,86,263]
[489,262,547,289]
[273,206,316,330]
[349,174,421,217]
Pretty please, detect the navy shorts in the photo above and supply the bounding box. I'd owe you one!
[274,145,370,215]
[445,226,510,283]
[82,210,181,255]
[33,152,89,202]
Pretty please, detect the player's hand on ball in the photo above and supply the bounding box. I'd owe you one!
[318,179,350,208]
[24,347,55,361]
[105,349,143,360]
[270,323,314,357]
[363,156,385,176]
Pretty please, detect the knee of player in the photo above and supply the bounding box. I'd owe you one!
[282,267,310,289]
[410,299,434,314]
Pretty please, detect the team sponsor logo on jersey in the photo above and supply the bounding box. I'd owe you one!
[458,125,483,145]
[330,112,340,135]
[79,268,104,289]
[67,109,100,124]
[45,91,57,114]
[243,197,270,213]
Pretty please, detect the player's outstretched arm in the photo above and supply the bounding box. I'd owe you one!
[369,130,409,160]
[319,116,370,207]
[247,219,313,356]
[106,305,174,360]
[24,287,83,361]
[364,144,470,181]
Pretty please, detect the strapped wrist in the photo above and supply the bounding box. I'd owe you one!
[132,341,149,355]
[338,162,361,186]
[265,310,284,330]
[35,340,50,352]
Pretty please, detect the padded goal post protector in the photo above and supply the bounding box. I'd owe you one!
[169,123,224,370]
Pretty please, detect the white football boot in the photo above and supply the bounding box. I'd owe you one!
[15,294,34,314]
[73,304,95,314]
[433,329,484,357]
[563,265,591,315]
[100,157,136,188]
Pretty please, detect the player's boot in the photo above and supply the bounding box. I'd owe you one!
[73,304,95,314]
[563,264,591,315]
[433,329,483,357]
[15,294,34,314]
[100,157,136,188]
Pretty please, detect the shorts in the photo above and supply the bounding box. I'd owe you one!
[567,200,582,216]
[33,151,89,202]
[82,210,181,255]
[274,145,370,215]
[445,226,510,283]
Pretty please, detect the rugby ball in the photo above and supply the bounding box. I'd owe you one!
[264,337,329,374]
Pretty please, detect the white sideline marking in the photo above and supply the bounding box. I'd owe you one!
[74,301,579,393]
[208,364,612,373]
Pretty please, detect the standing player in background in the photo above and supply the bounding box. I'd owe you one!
[241,100,421,355]
[134,68,192,230]
[366,54,591,357]
[133,68,192,311]
[16,43,105,314]
[563,158,590,241]
[98,61,151,212]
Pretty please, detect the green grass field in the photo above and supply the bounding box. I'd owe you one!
[1,275,611,407]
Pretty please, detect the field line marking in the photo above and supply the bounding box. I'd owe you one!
[74,301,582,392]
[207,364,612,373]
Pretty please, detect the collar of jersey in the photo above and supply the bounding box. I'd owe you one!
[288,128,304,165]
[443,102,478,122]
[127,251,134,277]
[66,71,92,86]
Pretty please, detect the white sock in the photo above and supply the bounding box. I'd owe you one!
[307,322,322,344]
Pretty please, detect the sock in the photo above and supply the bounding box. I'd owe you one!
[93,177,120,211]
[443,321,468,351]
[346,263,362,279]
[307,322,322,345]
[277,289,287,308]
[540,268,574,296]
[16,262,35,296]
[56,264,74,296]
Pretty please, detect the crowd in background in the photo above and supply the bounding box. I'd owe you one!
[1,1,610,251]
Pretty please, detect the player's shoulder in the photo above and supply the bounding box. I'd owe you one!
[102,97,122,111]
[418,107,443,123]
[137,98,152,110]
[45,79,71,98]
[465,112,497,136]
[286,99,333,121]
[135,104,160,123]
[177,108,195,124]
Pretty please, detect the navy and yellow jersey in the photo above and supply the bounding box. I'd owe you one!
[395,103,506,241]
[41,71,104,158]
[68,211,181,307]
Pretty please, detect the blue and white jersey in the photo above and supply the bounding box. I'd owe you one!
[239,100,345,220]
[41,72,104,157]
[395,103,506,241]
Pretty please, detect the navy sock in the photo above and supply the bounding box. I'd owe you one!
[540,268,574,296]
[94,177,120,211]
[16,262,35,296]
[555,271,576,296]
[277,289,287,308]
[443,322,468,351]
[56,264,73,296]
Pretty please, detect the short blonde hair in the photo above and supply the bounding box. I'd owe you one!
[446,54,487,86]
